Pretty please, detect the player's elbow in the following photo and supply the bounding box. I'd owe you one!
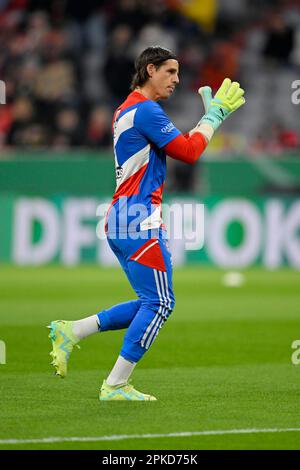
[185,153,201,165]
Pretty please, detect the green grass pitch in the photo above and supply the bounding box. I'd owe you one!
[0,265,300,450]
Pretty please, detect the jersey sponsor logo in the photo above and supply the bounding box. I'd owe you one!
[116,166,123,179]
[161,122,175,133]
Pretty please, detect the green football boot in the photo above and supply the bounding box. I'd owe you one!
[99,380,157,401]
[48,320,80,378]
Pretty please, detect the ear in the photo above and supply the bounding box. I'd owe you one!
[146,63,156,78]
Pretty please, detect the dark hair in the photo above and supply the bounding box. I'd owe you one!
[130,46,178,91]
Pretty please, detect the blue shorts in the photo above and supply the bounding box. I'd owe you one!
[98,228,175,362]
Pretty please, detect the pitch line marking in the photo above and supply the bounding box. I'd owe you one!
[1,428,300,445]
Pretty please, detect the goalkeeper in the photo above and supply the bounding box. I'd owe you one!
[48,46,245,401]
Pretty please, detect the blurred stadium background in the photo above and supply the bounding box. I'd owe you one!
[1,0,300,451]
[0,0,300,267]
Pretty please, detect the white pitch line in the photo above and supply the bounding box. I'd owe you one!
[1,428,300,445]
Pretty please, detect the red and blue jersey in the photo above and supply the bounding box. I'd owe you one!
[106,91,180,234]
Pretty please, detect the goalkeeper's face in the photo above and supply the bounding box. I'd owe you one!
[148,59,179,100]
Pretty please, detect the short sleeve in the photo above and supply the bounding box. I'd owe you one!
[134,101,181,149]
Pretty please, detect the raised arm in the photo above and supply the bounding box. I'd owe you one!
[164,78,245,165]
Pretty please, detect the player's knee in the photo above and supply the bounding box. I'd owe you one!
[143,300,174,318]
[143,289,175,316]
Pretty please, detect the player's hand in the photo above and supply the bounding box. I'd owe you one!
[198,78,245,131]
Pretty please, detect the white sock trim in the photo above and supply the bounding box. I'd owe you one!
[72,314,100,340]
[106,355,136,387]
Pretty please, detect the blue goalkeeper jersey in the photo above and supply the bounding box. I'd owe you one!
[105,90,180,234]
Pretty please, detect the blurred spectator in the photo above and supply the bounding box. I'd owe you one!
[7,96,34,145]
[7,96,50,147]
[263,11,295,65]
[0,104,12,147]
[132,23,178,57]
[108,0,148,34]
[250,121,300,156]
[26,10,50,50]
[83,10,107,51]
[103,24,135,104]
[85,105,112,148]
[178,42,205,88]
[34,60,75,102]
[54,107,83,146]
[197,40,240,91]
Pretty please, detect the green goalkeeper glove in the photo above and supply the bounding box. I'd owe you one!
[198,78,245,131]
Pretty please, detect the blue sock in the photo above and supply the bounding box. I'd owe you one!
[97,300,141,331]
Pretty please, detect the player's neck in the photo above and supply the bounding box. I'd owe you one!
[135,85,158,102]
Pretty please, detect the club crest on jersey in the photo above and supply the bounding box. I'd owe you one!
[116,166,123,179]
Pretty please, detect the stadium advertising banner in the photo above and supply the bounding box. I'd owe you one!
[0,195,300,268]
